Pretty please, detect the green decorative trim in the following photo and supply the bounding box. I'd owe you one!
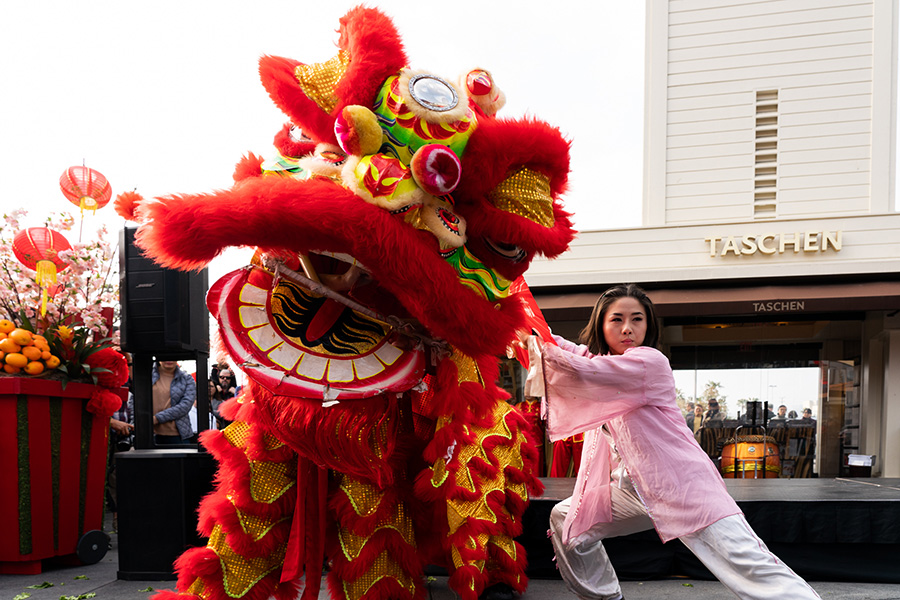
[443,246,511,303]
[16,394,32,555]
[78,408,91,536]
[49,398,62,551]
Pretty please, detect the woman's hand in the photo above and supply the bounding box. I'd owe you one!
[515,328,532,347]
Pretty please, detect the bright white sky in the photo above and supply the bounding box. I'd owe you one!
[0,2,837,409]
[0,0,647,284]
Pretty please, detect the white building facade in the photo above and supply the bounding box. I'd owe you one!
[526,0,900,477]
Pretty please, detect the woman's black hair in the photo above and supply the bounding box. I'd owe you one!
[577,283,660,355]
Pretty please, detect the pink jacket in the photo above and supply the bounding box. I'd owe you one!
[537,337,741,544]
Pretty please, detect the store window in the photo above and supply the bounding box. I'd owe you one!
[665,317,862,479]
[670,360,863,478]
[674,366,821,478]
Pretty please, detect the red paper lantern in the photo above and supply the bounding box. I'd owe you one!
[59,166,112,214]
[12,228,72,315]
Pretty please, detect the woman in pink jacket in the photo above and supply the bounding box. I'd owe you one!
[525,284,818,600]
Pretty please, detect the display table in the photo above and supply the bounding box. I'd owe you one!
[0,377,126,574]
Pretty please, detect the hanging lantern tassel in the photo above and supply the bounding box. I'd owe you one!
[79,195,99,215]
[35,260,58,316]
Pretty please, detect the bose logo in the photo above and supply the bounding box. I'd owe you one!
[136,283,156,288]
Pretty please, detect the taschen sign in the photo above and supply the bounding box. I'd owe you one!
[704,231,842,257]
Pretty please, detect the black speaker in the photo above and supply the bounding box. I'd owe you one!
[116,449,216,579]
[119,227,209,354]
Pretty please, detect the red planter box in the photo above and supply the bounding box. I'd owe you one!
[0,377,126,574]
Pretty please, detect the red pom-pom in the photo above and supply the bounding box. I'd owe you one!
[86,388,123,418]
[85,348,130,387]
[114,190,144,221]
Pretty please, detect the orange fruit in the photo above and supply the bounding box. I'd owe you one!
[0,338,21,354]
[41,350,51,360]
[0,351,5,361]
[8,329,33,346]
[22,346,42,361]
[0,320,15,334]
[0,332,6,341]
[45,355,61,369]
[5,353,28,368]
[23,361,44,375]
[3,363,21,374]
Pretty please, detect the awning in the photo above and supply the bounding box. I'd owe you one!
[534,281,900,319]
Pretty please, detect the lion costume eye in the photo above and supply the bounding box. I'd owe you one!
[289,125,311,144]
[482,237,526,263]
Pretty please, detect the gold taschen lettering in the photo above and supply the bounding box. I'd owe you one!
[757,234,777,255]
[720,236,741,256]
[779,232,801,253]
[823,230,842,251]
[294,50,351,115]
[803,232,820,252]
[741,235,758,255]
[487,167,555,227]
[704,231,842,257]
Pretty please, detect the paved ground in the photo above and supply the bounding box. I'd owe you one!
[2,519,899,600]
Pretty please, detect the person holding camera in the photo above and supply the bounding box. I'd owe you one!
[702,398,726,428]
[216,368,237,399]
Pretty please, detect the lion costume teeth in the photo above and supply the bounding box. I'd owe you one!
[138,7,574,600]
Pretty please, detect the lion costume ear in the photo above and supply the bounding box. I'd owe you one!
[258,6,407,146]
[455,116,575,262]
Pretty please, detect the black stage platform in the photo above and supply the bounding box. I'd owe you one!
[520,477,900,583]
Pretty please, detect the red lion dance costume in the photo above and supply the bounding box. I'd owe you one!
[135,7,574,600]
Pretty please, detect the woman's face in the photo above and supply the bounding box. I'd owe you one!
[602,296,647,355]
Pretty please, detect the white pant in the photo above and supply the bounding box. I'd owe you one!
[549,486,820,600]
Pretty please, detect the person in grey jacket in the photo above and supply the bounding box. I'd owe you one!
[151,360,197,445]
